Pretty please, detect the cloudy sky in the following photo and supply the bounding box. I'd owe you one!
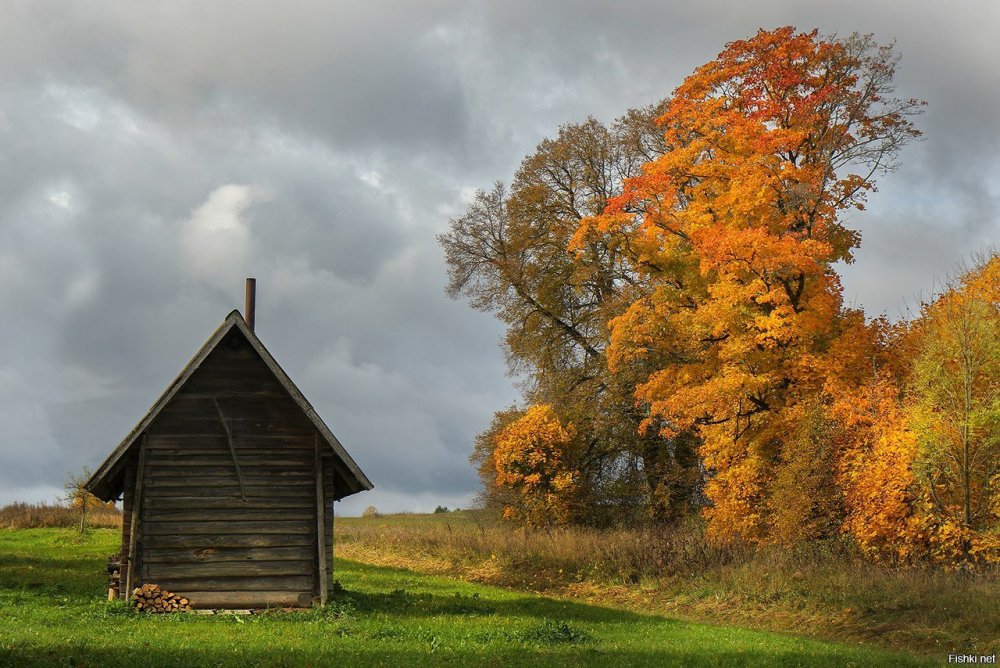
[1,1,996,515]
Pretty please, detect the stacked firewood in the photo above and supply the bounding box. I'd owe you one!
[132,583,192,613]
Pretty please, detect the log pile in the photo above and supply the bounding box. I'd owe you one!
[132,583,192,613]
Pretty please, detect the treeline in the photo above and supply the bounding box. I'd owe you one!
[440,27,999,567]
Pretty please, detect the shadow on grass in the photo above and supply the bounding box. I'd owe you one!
[0,551,106,598]
[338,585,656,625]
[0,642,922,668]
[332,557,662,623]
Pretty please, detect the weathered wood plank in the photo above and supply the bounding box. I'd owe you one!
[236,435,317,446]
[148,421,314,437]
[142,534,314,549]
[145,466,312,479]
[150,576,314,592]
[326,457,334,580]
[119,462,135,598]
[145,478,313,490]
[125,436,147,595]
[161,393,306,418]
[180,591,313,609]
[144,452,313,465]
[145,435,316,446]
[144,560,313,578]
[178,391,290,400]
[212,396,247,501]
[144,456,312,468]
[142,546,314,563]
[143,520,314,536]
[182,361,285,381]
[142,485,313,498]
[145,508,314,522]
[178,372,287,396]
[314,433,327,606]
[143,497,313,511]
[150,401,312,426]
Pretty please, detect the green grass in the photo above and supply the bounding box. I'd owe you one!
[0,529,932,667]
[336,511,1000,658]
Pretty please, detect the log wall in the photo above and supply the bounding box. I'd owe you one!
[127,329,335,609]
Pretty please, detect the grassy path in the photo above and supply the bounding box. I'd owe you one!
[0,529,931,666]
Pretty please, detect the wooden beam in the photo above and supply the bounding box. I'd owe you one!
[155,576,315,592]
[329,456,335,582]
[314,433,328,606]
[213,397,247,501]
[181,590,311,609]
[124,434,147,596]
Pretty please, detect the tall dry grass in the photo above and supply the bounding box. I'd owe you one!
[338,515,778,582]
[0,502,122,530]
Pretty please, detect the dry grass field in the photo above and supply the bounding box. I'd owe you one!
[0,501,122,530]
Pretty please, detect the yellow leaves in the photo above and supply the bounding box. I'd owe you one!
[702,444,769,544]
[492,404,582,527]
[835,380,930,564]
[903,253,1000,566]
[821,254,1000,567]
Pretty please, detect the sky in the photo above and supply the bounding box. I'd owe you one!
[1,1,997,515]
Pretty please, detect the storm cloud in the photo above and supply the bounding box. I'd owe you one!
[1,1,996,514]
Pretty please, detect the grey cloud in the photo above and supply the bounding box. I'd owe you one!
[0,1,997,512]
[0,2,474,158]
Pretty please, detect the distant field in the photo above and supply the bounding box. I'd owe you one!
[338,510,485,525]
[0,528,931,667]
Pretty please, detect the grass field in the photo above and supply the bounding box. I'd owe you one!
[0,528,933,667]
[335,511,1000,661]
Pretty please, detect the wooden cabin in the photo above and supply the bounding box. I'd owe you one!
[85,295,372,609]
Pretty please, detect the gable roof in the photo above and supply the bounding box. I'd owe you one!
[85,310,373,501]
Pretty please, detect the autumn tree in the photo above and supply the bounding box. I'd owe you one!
[491,404,583,525]
[827,255,1000,567]
[441,104,700,524]
[64,466,110,534]
[576,27,923,543]
[830,357,932,564]
[470,406,526,514]
[909,255,1000,564]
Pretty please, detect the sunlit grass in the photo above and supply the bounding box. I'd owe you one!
[335,512,999,659]
[0,528,932,666]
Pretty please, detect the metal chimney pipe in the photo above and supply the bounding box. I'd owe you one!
[245,277,256,331]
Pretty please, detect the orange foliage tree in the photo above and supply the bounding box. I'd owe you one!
[492,404,584,526]
[575,27,923,543]
[829,255,1000,567]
